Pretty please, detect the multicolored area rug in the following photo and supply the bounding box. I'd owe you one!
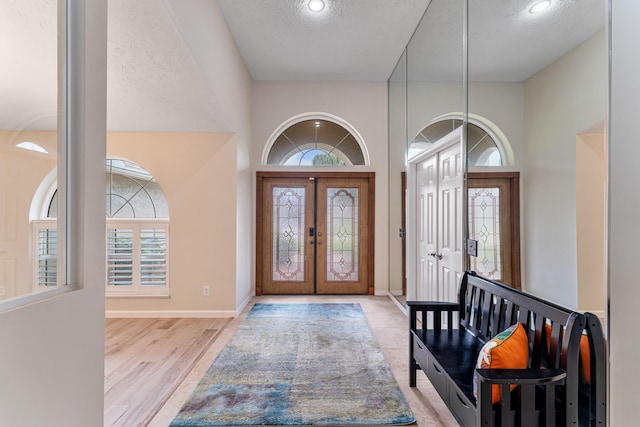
[169,303,415,426]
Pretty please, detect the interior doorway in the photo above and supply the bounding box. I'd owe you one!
[256,172,375,295]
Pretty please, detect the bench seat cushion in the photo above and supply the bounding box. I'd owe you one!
[413,329,485,402]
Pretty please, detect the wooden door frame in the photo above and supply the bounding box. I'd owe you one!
[256,171,375,295]
[468,171,521,290]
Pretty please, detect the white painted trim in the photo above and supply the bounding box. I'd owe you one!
[236,293,254,316]
[105,310,237,318]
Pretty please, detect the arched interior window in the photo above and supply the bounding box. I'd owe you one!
[48,159,169,219]
[267,119,366,166]
[35,159,170,296]
[410,118,504,166]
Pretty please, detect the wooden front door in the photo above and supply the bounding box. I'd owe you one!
[257,173,373,295]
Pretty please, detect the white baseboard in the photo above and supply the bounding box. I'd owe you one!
[236,293,254,316]
[105,310,237,318]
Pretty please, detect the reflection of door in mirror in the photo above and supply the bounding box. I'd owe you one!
[468,172,520,289]
[407,128,463,303]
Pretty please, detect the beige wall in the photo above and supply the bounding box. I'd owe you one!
[106,132,239,314]
[522,30,607,308]
[576,132,606,314]
[0,131,241,315]
[164,0,254,311]
[252,81,389,294]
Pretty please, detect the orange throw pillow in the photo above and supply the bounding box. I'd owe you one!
[473,323,529,404]
[544,324,591,384]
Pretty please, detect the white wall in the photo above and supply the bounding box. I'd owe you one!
[522,31,607,308]
[609,0,640,423]
[252,81,389,293]
[0,1,107,425]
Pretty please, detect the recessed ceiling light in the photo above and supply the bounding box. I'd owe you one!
[529,0,551,14]
[308,0,325,13]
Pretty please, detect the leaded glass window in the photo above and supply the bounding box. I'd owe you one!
[468,187,502,280]
[272,187,306,281]
[37,159,170,295]
[410,119,503,166]
[267,119,366,166]
[326,187,359,281]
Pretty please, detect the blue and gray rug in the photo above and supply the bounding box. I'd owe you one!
[169,303,416,426]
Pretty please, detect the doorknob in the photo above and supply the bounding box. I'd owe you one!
[317,240,323,245]
[428,252,443,260]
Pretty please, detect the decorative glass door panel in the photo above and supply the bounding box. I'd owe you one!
[467,173,521,289]
[272,187,307,282]
[325,188,359,281]
[316,179,368,294]
[260,176,370,295]
[261,179,315,294]
[468,187,502,280]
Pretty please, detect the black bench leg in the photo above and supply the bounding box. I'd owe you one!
[410,356,417,387]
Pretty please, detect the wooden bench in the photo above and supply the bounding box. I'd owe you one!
[408,271,606,427]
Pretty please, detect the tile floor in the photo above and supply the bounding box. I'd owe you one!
[148,295,459,427]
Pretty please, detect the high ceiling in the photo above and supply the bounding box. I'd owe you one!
[216,0,431,81]
[1,0,606,132]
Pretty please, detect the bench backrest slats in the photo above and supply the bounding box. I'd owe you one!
[460,273,585,374]
[480,290,493,338]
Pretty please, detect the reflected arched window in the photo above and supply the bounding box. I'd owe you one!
[265,116,368,166]
[410,115,511,166]
[35,159,170,296]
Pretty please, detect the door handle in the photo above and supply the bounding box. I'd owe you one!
[317,240,323,245]
[428,252,443,260]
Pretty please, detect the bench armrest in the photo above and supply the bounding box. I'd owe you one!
[475,368,566,426]
[407,301,459,332]
[475,368,566,385]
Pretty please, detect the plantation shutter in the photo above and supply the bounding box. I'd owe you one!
[37,227,57,287]
[107,228,134,286]
[140,228,167,286]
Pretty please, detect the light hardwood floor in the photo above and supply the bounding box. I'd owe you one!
[110,295,459,427]
[104,317,231,427]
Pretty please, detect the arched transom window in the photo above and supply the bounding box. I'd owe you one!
[410,115,512,167]
[34,159,170,297]
[265,116,367,166]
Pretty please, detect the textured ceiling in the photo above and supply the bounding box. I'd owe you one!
[216,0,431,81]
[406,0,605,82]
[107,0,226,132]
[1,0,606,132]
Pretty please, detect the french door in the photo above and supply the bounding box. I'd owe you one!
[256,172,374,295]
